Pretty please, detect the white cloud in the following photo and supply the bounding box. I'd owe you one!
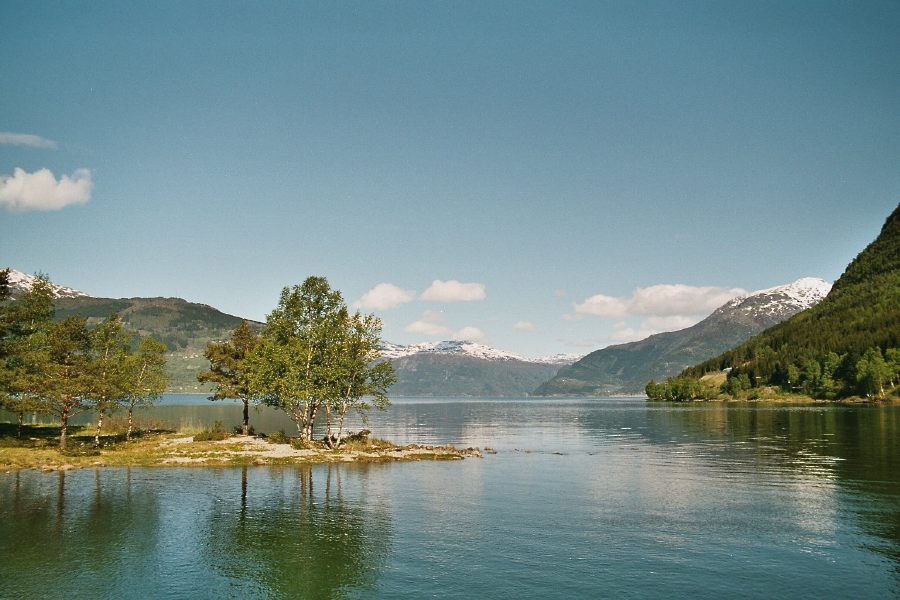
[453,326,485,341]
[404,320,452,337]
[608,315,705,344]
[627,284,745,317]
[421,309,444,323]
[0,167,92,212]
[420,279,486,302]
[0,132,58,149]
[574,284,745,319]
[356,282,416,310]
[513,320,535,331]
[573,293,628,318]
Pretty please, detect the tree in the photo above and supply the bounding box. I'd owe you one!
[856,347,891,399]
[885,348,900,388]
[122,337,169,440]
[29,316,94,449]
[246,277,394,443]
[88,314,133,446]
[197,320,259,435]
[1,275,55,437]
[323,312,394,448]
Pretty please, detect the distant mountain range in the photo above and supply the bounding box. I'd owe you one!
[5,266,836,398]
[6,269,261,393]
[533,277,832,396]
[381,341,580,397]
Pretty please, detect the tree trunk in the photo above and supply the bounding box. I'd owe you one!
[126,398,136,441]
[242,398,249,436]
[60,407,69,450]
[94,408,105,447]
[16,411,23,439]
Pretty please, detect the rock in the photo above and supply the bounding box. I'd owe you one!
[253,458,267,466]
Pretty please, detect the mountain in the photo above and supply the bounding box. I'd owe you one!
[382,340,581,396]
[6,269,261,393]
[682,204,900,395]
[533,277,832,396]
[6,269,87,299]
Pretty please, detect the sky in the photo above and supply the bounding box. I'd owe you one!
[1,1,898,357]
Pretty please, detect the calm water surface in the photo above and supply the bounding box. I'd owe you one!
[2,397,899,599]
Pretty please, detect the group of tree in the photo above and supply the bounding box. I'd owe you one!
[647,346,900,401]
[645,377,719,402]
[198,276,395,448]
[0,270,169,448]
[651,204,900,402]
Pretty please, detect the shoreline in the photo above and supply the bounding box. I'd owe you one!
[0,432,482,472]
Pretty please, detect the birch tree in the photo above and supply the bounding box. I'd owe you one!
[122,337,168,440]
[246,277,394,444]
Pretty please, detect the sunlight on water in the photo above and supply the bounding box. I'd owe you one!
[2,398,899,598]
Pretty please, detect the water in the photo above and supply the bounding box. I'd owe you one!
[2,397,900,598]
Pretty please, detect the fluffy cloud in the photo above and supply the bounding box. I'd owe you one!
[453,326,485,341]
[513,320,535,331]
[356,282,416,310]
[608,315,708,344]
[574,284,746,319]
[420,280,486,302]
[0,132,58,149]
[0,167,92,212]
[404,320,452,337]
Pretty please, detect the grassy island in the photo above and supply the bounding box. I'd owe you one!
[0,422,481,471]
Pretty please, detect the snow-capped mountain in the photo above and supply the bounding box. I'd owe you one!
[380,340,582,365]
[4,268,88,298]
[380,341,581,396]
[712,277,832,326]
[535,276,832,396]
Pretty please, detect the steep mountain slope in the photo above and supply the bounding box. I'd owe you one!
[383,341,579,396]
[683,204,900,388]
[534,278,831,396]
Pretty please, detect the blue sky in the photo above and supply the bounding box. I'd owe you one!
[2,1,898,356]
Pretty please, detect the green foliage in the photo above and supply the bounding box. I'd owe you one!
[53,295,261,392]
[267,430,289,444]
[245,276,395,444]
[198,320,259,435]
[194,420,227,441]
[681,204,900,399]
[645,377,717,401]
[856,347,891,399]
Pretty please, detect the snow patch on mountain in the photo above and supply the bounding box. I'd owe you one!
[381,340,582,365]
[715,277,831,318]
[5,268,88,298]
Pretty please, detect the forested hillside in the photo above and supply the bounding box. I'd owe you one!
[669,204,900,400]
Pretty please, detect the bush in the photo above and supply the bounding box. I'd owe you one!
[267,430,290,444]
[232,424,256,435]
[194,421,227,442]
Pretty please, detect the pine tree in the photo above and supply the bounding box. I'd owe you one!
[197,320,259,436]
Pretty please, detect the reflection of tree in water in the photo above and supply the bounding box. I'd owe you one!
[208,464,392,599]
[640,404,900,568]
[0,468,161,598]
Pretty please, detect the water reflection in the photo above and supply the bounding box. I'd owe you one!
[205,464,392,599]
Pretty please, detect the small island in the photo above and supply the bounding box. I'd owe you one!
[0,422,481,472]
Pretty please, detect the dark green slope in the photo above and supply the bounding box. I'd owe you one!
[54,296,262,392]
[684,204,900,384]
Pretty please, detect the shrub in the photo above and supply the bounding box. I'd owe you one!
[267,430,290,444]
[194,421,227,442]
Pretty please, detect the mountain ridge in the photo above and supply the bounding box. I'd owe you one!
[534,277,831,396]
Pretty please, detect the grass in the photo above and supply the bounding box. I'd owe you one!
[0,422,481,470]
